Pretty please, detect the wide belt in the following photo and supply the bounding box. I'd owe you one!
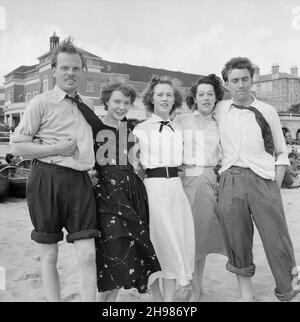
[146,167,178,178]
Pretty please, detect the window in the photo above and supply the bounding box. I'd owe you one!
[43,79,49,93]
[261,81,272,92]
[87,80,94,92]
[86,59,93,66]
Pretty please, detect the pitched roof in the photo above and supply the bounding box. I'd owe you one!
[101,60,202,87]
[81,49,102,60]
[37,48,102,61]
[255,73,300,82]
[3,64,39,78]
[9,65,38,74]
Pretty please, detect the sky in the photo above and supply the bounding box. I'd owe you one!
[0,0,300,84]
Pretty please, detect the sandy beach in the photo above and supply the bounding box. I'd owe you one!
[0,187,299,302]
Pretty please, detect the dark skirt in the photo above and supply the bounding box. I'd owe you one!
[94,165,161,293]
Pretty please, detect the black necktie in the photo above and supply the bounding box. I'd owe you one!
[232,103,274,156]
[159,121,174,133]
[66,94,104,138]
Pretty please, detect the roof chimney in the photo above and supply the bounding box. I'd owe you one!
[271,63,279,75]
[291,65,298,77]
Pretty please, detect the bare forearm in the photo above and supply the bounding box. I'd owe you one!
[275,165,287,187]
[10,142,58,159]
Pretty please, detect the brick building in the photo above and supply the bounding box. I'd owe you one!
[3,33,203,128]
[252,64,300,112]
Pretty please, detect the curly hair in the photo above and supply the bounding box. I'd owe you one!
[186,95,196,109]
[101,82,136,110]
[142,75,182,114]
[51,36,87,71]
[221,57,255,82]
[187,74,224,108]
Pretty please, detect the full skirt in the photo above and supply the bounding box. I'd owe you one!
[95,166,161,293]
[144,177,195,286]
[181,168,226,261]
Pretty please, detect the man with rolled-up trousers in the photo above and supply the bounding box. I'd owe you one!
[10,37,98,302]
[214,56,299,302]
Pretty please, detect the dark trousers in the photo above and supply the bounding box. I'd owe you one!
[217,166,297,301]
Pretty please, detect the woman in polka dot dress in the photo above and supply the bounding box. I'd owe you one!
[93,83,161,302]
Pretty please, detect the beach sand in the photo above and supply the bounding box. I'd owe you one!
[0,189,300,302]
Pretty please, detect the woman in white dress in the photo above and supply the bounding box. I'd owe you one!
[173,74,227,301]
[133,75,195,302]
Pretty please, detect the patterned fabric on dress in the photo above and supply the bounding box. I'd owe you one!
[93,120,161,293]
[232,104,274,156]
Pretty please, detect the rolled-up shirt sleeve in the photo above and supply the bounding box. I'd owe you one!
[268,107,290,166]
[10,97,42,143]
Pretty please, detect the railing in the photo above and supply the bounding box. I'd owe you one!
[278,112,300,117]
[0,131,12,144]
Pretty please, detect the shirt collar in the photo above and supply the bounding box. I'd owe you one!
[226,95,258,113]
[193,110,214,120]
[53,86,82,103]
[149,113,171,123]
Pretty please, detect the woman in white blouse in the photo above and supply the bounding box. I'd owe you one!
[133,75,195,302]
[173,74,227,301]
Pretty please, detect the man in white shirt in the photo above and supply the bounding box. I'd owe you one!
[214,57,298,302]
[10,37,98,302]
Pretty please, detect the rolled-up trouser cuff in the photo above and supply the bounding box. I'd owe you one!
[275,288,298,302]
[226,261,256,277]
[66,229,100,243]
[31,230,63,244]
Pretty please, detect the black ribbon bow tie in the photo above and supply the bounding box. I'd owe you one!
[65,94,104,138]
[159,121,174,133]
[232,103,274,156]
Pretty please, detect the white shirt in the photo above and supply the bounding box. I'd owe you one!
[133,114,183,169]
[11,86,95,171]
[173,111,220,167]
[214,98,289,180]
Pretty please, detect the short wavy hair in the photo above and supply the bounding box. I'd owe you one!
[101,82,136,110]
[142,75,182,114]
[221,57,255,82]
[51,36,87,72]
[186,74,224,109]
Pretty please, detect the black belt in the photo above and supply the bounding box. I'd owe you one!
[146,167,178,178]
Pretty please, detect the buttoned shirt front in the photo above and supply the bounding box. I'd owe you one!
[214,98,289,180]
[133,114,183,169]
[173,111,220,167]
[11,86,95,171]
